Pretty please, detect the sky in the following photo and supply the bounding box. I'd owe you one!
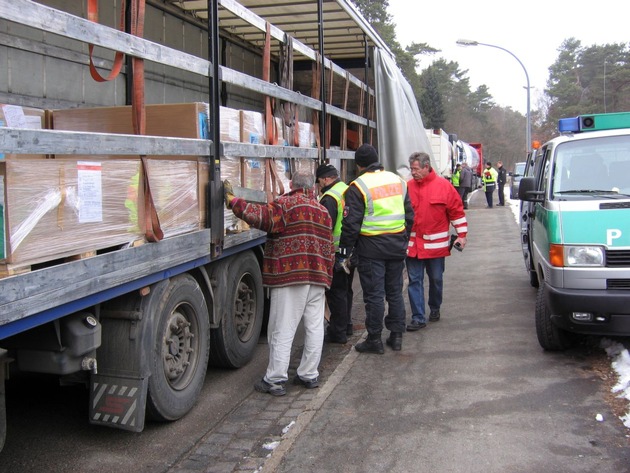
[387,0,629,115]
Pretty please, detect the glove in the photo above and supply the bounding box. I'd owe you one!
[334,253,351,274]
[223,179,235,208]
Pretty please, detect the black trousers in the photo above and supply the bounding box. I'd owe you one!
[325,267,354,338]
[498,183,505,205]
[485,183,495,207]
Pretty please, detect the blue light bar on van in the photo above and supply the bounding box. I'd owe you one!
[558,112,630,133]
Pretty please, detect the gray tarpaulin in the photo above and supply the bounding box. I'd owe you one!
[374,48,433,179]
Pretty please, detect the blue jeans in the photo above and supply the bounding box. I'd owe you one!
[357,257,406,335]
[406,257,445,323]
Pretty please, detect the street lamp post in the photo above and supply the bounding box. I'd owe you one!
[456,39,531,154]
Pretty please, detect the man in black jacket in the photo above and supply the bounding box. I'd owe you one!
[338,144,414,353]
[497,160,507,206]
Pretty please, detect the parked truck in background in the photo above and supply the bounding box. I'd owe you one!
[0,0,428,451]
[425,128,456,179]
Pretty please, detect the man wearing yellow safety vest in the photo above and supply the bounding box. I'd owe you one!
[338,144,414,353]
[451,163,461,196]
[316,163,355,344]
[482,161,499,208]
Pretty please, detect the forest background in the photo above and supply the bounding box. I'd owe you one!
[352,0,630,170]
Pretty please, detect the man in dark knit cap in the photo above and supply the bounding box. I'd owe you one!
[316,163,355,343]
[338,144,414,353]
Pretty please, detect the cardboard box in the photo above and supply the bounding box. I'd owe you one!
[1,157,144,265]
[0,104,47,160]
[52,103,209,140]
[220,106,241,142]
[240,110,265,144]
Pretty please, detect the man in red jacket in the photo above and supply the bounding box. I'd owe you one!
[406,152,467,331]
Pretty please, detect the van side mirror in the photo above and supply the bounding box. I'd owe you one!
[518,177,544,202]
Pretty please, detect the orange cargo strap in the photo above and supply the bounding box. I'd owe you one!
[90,0,162,241]
[263,22,278,146]
[325,65,334,148]
[265,159,285,203]
[87,0,126,82]
[341,72,350,150]
[279,35,295,145]
[130,0,162,242]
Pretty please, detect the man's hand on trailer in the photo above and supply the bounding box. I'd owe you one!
[223,179,235,208]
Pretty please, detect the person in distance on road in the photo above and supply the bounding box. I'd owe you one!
[496,160,507,206]
[459,162,473,210]
[224,171,334,396]
[482,161,498,208]
[405,152,467,332]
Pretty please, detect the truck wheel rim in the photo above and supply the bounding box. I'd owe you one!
[234,273,257,343]
[162,304,199,390]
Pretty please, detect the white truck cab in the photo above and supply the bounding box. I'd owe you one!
[519,112,630,350]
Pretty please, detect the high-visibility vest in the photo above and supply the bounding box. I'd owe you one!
[482,167,497,184]
[452,170,460,187]
[322,180,348,249]
[351,170,406,236]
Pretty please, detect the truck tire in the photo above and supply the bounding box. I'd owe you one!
[535,284,572,351]
[146,274,210,421]
[210,251,263,368]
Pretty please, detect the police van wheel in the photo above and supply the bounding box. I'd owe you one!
[529,270,539,288]
[535,284,572,351]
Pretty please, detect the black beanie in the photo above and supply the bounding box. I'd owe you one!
[316,163,337,179]
[355,144,379,167]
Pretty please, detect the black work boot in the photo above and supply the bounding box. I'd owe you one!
[386,332,403,351]
[355,333,384,354]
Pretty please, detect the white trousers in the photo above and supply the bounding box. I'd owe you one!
[264,284,326,383]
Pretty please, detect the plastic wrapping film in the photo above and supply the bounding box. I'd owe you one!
[297,122,317,148]
[146,159,199,238]
[221,155,242,233]
[1,157,144,265]
[220,106,241,142]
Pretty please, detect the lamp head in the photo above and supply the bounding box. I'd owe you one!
[456,39,479,46]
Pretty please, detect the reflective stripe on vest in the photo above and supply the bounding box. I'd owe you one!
[322,180,348,249]
[352,170,406,236]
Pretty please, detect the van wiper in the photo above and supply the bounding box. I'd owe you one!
[555,190,621,199]
[557,189,617,194]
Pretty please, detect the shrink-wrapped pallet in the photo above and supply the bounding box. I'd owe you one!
[0,157,144,265]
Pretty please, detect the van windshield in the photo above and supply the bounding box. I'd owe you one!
[552,135,630,198]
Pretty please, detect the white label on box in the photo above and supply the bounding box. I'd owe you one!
[23,115,43,130]
[77,161,103,223]
[0,105,27,128]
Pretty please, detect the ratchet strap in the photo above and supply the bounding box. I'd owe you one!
[88,0,163,241]
[87,0,125,82]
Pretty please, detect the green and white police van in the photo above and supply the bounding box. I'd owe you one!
[519,112,630,350]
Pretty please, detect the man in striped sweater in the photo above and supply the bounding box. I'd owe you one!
[406,152,468,331]
[225,171,334,396]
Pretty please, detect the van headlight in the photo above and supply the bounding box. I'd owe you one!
[565,246,604,266]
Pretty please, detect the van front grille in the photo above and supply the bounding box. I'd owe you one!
[606,249,630,267]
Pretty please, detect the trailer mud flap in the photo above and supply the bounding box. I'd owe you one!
[89,374,148,432]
